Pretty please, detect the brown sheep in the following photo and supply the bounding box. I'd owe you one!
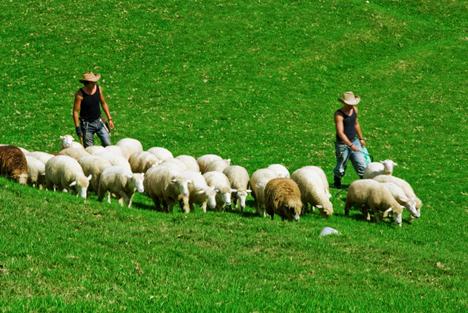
[265,178,303,221]
[0,145,28,184]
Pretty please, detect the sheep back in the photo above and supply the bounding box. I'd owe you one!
[0,145,28,184]
[265,178,302,221]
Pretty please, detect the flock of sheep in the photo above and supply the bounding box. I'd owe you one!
[0,136,422,226]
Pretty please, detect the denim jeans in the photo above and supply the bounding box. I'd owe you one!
[333,138,367,178]
[80,118,111,148]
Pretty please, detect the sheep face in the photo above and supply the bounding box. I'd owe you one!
[281,199,302,221]
[60,135,75,149]
[131,173,145,193]
[406,200,420,218]
[236,189,251,210]
[18,173,28,185]
[381,160,397,174]
[204,187,217,210]
[70,174,92,199]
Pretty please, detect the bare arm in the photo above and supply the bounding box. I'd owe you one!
[354,107,366,146]
[73,92,82,128]
[99,87,114,129]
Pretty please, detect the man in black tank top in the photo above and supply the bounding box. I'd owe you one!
[333,91,367,188]
[73,72,114,148]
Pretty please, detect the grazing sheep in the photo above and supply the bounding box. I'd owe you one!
[183,170,217,212]
[26,155,46,188]
[249,168,278,216]
[27,151,54,165]
[380,182,420,218]
[373,174,423,216]
[345,179,404,225]
[94,151,132,172]
[265,178,303,221]
[59,147,90,160]
[97,166,145,208]
[223,165,251,211]
[203,171,236,210]
[78,155,112,192]
[363,160,397,179]
[160,158,188,171]
[148,147,174,161]
[45,155,91,199]
[0,145,28,184]
[129,151,162,173]
[204,158,231,173]
[144,165,192,213]
[175,155,200,172]
[291,167,333,217]
[116,138,143,160]
[197,154,223,173]
[300,166,331,199]
[99,145,126,158]
[267,164,290,178]
[85,145,105,155]
[60,134,83,149]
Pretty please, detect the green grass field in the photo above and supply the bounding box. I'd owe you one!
[0,1,466,312]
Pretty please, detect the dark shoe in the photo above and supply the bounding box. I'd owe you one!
[333,176,342,189]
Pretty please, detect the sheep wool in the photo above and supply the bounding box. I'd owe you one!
[265,178,303,221]
[223,165,251,211]
[250,168,278,217]
[0,145,28,184]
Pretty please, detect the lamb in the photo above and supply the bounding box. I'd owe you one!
[0,145,28,184]
[204,158,231,173]
[26,155,46,188]
[197,154,222,173]
[291,167,333,217]
[373,174,423,216]
[60,134,83,149]
[345,179,404,225]
[363,160,397,179]
[78,155,112,191]
[267,164,290,178]
[148,147,174,161]
[380,182,420,218]
[203,171,236,210]
[97,165,145,208]
[27,151,54,165]
[264,178,303,221]
[223,165,251,211]
[45,155,92,199]
[249,168,278,216]
[129,151,162,173]
[175,155,200,172]
[144,165,192,213]
[59,146,90,160]
[183,170,217,212]
[116,138,143,160]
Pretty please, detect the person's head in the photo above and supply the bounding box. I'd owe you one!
[338,91,360,108]
[79,72,101,86]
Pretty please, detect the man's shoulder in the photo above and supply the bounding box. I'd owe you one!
[75,89,83,98]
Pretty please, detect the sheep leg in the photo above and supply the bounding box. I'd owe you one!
[127,193,135,208]
[107,192,112,204]
[201,201,207,213]
[344,199,351,216]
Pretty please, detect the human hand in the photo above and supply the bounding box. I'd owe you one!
[75,126,82,137]
[359,139,366,146]
[108,119,115,130]
[350,144,360,152]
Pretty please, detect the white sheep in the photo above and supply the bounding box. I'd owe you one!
[97,165,145,208]
[204,158,231,173]
[78,155,112,192]
[291,167,333,217]
[183,170,217,212]
[223,165,251,211]
[129,151,162,173]
[59,147,90,160]
[203,171,236,210]
[26,155,46,188]
[148,147,174,161]
[299,165,331,199]
[94,150,132,172]
[144,165,192,213]
[363,160,397,179]
[45,155,92,199]
[380,182,420,218]
[116,138,143,160]
[160,158,188,171]
[99,145,126,158]
[60,134,83,149]
[249,168,278,216]
[373,174,422,217]
[175,155,200,172]
[27,151,54,165]
[85,145,105,155]
[345,179,404,225]
[267,164,290,178]
[197,154,223,173]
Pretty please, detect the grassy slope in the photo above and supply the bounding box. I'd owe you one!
[0,0,466,312]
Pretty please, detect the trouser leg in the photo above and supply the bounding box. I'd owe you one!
[81,121,95,148]
[333,142,350,184]
[349,139,367,178]
[96,119,112,147]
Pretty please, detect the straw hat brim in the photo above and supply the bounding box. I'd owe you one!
[79,74,101,83]
[338,96,360,105]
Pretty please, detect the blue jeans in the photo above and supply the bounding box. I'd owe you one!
[80,119,111,148]
[333,138,367,178]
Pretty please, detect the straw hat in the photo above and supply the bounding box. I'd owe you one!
[338,91,360,105]
[79,72,101,83]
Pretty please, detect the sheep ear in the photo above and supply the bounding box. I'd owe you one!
[246,189,252,193]
[127,174,133,179]
[171,177,177,183]
[316,205,323,209]
[383,208,393,218]
[196,190,205,195]
[69,181,77,187]
[230,188,237,193]
[214,188,220,192]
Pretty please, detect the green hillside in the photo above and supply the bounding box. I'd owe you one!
[0,1,466,312]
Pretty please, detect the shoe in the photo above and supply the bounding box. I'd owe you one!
[333,176,342,189]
